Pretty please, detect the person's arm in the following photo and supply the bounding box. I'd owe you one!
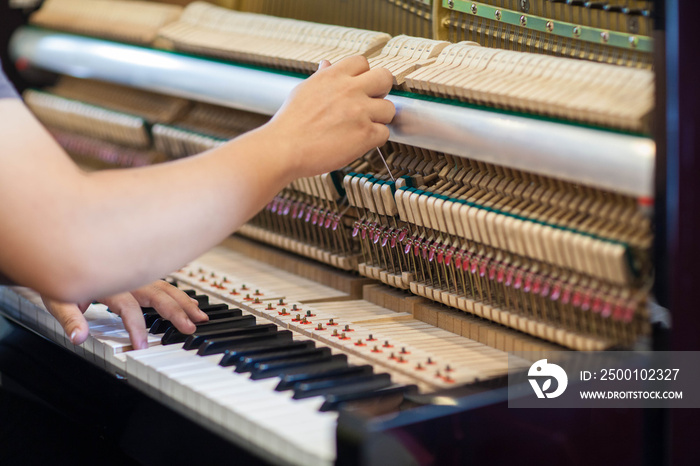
[0,57,394,304]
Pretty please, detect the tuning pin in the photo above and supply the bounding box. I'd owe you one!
[372,345,381,353]
[367,334,376,341]
[302,316,308,323]
[344,324,352,332]
[279,307,289,316]
[210,272,216,278]
[445,364,452,372]
[292,304,299,311]
[254,289,262,296]
[333,329,339,337]
[278,298,286,305]
[316,323,324,331]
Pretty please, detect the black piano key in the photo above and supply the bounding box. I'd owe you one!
[276,364,373,392]
[183,289,197,297]
[197,303,229,313]
[235,347,331,373]
[144,305,240,330]
[250,354,346,380]
[272,357,349,381]
[193,295,209,306]
[143,305,243,335]
[218,339,315,366]
[198,330,295,356]
[200,309,242,320]
[149,318,172,334]
[191,315,259,332]
[153,312,249,336]
[181,322,275,350]
[319,383,418,412]
[163,317,263,346]
[144,311,162,328]
[293,372,388,399]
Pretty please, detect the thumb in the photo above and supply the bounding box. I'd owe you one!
[317,59,331,72]
[41,297,90,345]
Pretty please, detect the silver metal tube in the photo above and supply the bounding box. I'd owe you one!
[10,27,655,198]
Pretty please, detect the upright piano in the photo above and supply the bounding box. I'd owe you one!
[1,0,698,464]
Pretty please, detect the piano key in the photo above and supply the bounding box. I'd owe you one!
[197,329,295,356]
[143,306,241,328]
[250,353,347,380]
[160,313,256,341]
[180,321,275,349]
[275,363,373,391]
[162,317,264,346]
[319,383,417,412]
[193,294,210,306]
[294,372,392,400]
[268,356,350,383]
[235,347,332,373]
[218,338,315,365]
[149,317,173,334]
[198,308,242,320]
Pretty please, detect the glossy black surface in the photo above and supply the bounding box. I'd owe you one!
[198,329,294,356]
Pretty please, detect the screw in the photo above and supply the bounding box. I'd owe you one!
[495,9,502,20]
[601,31,609,43]
[470,3,477,14]
[573,26,581,38]
[546,21,554,32]
[520,15,527,27]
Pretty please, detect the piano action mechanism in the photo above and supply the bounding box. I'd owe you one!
[2,0,659,464]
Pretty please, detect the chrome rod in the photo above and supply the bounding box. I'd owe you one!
[10,27,654,197]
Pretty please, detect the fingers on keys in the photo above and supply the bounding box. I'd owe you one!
[131,281,208,331]
[41,297,90,345]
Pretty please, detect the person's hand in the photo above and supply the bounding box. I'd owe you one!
[263,56,395,178]
[41,280,208,350]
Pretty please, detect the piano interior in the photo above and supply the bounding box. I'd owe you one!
[0,0,676,465]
